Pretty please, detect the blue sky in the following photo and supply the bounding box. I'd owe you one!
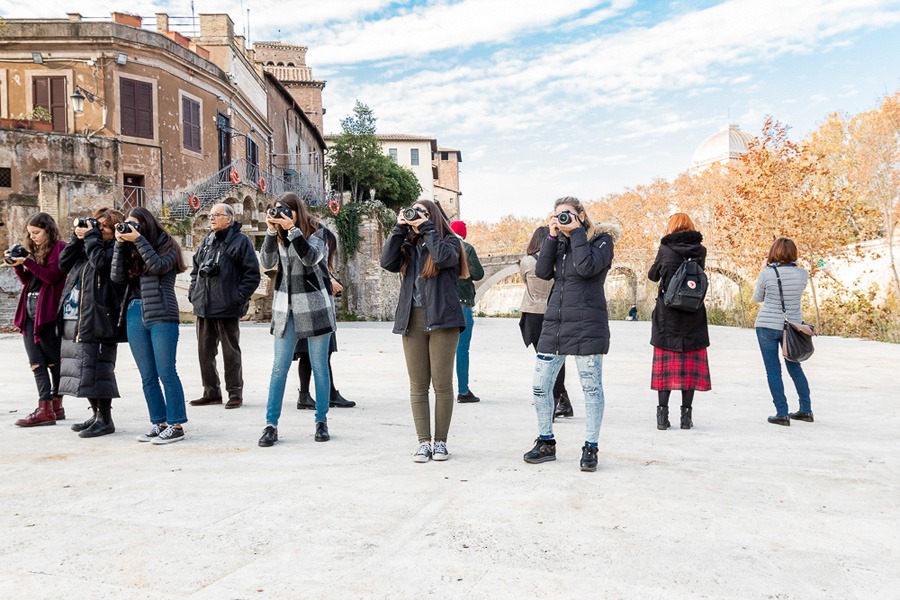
[4,1,900,221]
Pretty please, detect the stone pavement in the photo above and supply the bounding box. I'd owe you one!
[0,319,897,599]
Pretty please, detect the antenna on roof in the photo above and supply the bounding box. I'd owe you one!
[191,0,196,36]
[247,8,251,47]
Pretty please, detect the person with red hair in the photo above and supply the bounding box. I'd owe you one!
[648,212,711,430]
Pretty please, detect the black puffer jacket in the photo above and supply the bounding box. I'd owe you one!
[111,233,181,324]
[380,221,466,335]
[189,221,261,319]
[648,230,709,351]
[536,224,618,356]
[58,229,125,343]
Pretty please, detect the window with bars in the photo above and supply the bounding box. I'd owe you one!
[182,96,201,152]
[0,168,11,188]
[120,78,153,139]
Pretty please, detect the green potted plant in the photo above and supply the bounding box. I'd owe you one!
[0,107,54,131]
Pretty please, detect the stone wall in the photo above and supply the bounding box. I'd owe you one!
[335,216,399,321]
[0,268,20,329]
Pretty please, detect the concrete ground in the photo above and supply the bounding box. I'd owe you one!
[0,318,897,600]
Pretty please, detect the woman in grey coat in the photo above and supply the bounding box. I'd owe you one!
[258,193,336,447]
[58,208,126,438]
[753,237,812,426]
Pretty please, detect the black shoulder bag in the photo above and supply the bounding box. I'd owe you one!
[772,265,816,362]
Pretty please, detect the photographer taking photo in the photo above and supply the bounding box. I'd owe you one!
[58,208,127,438]
[8,213,67,427]
[188,203,261,410]
[258,193,336,447]
[111,207,189,445]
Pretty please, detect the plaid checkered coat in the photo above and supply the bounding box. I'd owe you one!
[260,227,335,340]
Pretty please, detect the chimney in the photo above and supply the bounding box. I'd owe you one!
[111,12,143,29]
[67,13,83,22]
[155,13,169,33]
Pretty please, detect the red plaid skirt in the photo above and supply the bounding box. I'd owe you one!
[651,347,711,391]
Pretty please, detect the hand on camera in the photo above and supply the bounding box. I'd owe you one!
[267,213,294,232]
[3,256,25,267]
[74,226,89,240]
[548,215,560,237]
[116,228,140,243]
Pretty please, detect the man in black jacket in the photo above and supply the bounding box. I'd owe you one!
[188,204,261,409]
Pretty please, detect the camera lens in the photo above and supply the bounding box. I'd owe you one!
[115,223,131,234]
[557,212,572,225]
[402,207,419,221]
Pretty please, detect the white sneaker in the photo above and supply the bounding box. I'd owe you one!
[432,441,450,461]
[413,442,432,463]
[136,423,165,442]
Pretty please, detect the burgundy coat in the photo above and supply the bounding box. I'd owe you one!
[14,240,67,343]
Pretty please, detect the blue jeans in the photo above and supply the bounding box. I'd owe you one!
[455,305,475,394]
[533,353,605,445]
[266,314,331,426]
[756,327,811,416]
[126,300,187,425]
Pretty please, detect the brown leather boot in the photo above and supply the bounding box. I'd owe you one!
[15,400,57,427]
[52,396,65,420]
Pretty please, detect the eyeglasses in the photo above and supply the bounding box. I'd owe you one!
[209,213,231,219]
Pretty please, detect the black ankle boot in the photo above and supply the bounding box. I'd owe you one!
[314,420,330,442]
[554,392,574,418]
[71,399,98,432]
[657,406,670,430]
[79,399,115,438]
[296,390,315,410]
[680,406,693,429]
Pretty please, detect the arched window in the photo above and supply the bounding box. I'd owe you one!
[266,61,275,66]
[276,62,284,67]
[287,62,295,67]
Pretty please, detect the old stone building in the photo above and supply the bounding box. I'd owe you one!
[0,10,328,325]
[434,147,462,221]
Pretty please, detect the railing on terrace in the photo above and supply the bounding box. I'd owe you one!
[166,158,327,219]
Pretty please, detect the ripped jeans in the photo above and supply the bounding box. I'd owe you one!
[533,353,605,444]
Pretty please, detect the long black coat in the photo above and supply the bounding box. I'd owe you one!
[648,230,709,351]
[536,225,616,356]
[380,221,466,335]
[189,221,261,319]
[57,230,121,399]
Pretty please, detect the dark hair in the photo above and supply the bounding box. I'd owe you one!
[124,207,187,277]
[526,226,550,256]
[400,199,469,279]
[322,227,337,272]
[272,192,318,241]
[767,237,799,265]
[24,212,60,265]
[93,207,124,229]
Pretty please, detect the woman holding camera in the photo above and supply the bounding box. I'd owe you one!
[522,197,618,472]
[10,212,67,427]
[380,199,469,463]
[258,193,336,447]
[753,237,812,426]
[111,207,189,444]
[519,225,570,418]
[58,208,126,438]
[647,213,710,431]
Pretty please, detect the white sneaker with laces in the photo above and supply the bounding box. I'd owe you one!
[413,442,432,463]
[136,423,165,443]
[432,441,449,461]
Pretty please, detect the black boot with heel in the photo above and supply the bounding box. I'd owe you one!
[71,399,98,433]
[680,406,693,429]
[657,406,670,430]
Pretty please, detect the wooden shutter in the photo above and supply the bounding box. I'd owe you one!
[182,96,201,152]
[49,77,67,132]
[32,77,67,132]
[120,79,136,136]
[121,78,153,139]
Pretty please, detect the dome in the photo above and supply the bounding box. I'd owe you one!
[690,124,754,172]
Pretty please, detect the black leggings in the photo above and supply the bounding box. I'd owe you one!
[658,390,694,408]
[298,352,338,396]
[23,317,61,401]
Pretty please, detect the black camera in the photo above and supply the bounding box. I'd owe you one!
[73,217,99,229]
[115,222,138,234]
[198,259,220,278]
[4,244,28,264]
[557,210,578,226]
[401,207,426,222]
[267,205,292,220]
